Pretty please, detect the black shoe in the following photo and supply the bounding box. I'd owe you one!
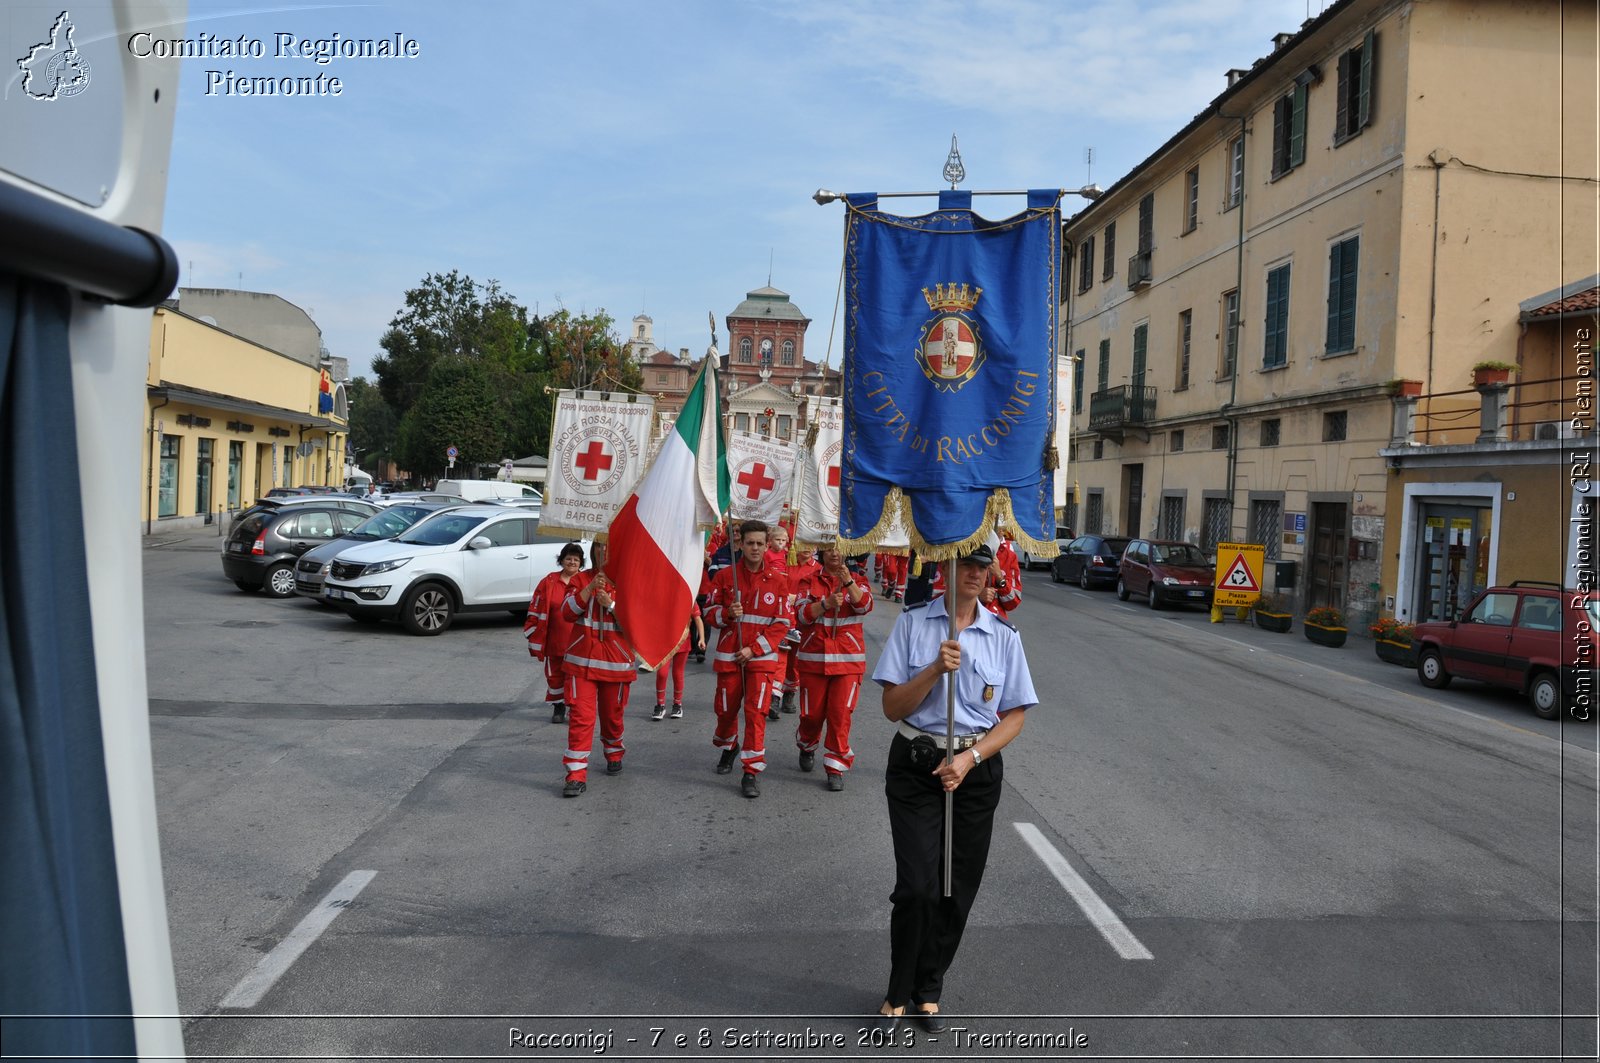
[551,703,566,723]
[562,779,585,798]
[741,772,760,798]
[826,773,844,792]
[767,706,780,721]
[651,703,666,720]
[913,1007,945,1033]
[781,691,798,714]
[716,745,739,774]
[693,653,705,663]
[798,750,815,773]
[873,1010,901,1033]
[669,703,683,718]
[606,759,623,775]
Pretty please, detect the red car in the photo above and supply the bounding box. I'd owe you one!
[1116,538,1215,609]
[1413,581,1598,720]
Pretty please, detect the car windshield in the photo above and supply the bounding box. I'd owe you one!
[395,512,488,545]
[1153,543,1206,565]
[1103,538,1131,555]
[352,505,432,539]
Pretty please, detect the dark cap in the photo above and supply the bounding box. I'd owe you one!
[957,543,995,566]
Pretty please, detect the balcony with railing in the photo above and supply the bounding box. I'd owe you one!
[1088,384,1157,440]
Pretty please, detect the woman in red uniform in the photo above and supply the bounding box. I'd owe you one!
[559,542,636,797]
[524,543,586,723]
[793,545,873,791]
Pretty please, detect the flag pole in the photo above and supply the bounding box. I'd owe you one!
[943,555,957,898]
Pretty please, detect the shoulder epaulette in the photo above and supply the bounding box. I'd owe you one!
[995,615,1018,632]
[903,601,930,612]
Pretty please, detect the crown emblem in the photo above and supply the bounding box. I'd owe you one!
[921,283,983,313]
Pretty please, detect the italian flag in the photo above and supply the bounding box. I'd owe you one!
[608,354,730,669]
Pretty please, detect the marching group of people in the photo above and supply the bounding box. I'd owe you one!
[521,515,1039,1030]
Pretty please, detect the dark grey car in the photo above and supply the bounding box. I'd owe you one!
[294,501,464,599]
[1051,535,1132,589]
[222,506,369,597]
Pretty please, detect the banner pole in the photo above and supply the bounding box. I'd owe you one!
[943,555,957,899]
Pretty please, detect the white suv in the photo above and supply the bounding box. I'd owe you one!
[322,505,587,635]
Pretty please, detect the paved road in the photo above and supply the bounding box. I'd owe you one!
[143,537,1597,1061]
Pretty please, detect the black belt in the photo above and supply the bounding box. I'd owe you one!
[897,720,988,751]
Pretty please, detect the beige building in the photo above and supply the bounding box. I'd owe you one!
[1061,0,1596,629]
[143,298,349,529]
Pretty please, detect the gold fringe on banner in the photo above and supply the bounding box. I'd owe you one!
[835,486,1059,563]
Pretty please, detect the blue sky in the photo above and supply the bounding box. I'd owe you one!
[162,0,1327,379]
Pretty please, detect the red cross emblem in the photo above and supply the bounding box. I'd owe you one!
[827,464,841,487]
[574,440,614,481]
[737,462,776,500]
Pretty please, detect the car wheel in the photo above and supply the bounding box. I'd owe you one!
[1529,672,1562,720]
[1116,578,1130,601]
[401,582,454,635]
[1148,585,1161,610]
[1079,569,1091,591]
[262,563,296,599]
[1050,563,1063,584]
[233,579,259,593]
[1417,647,1451,689]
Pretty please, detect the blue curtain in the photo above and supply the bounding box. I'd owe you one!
[0,273,135,1058]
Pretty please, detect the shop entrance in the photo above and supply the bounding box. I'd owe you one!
[1413,502,1492,622]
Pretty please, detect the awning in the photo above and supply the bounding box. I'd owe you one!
[148,381,344,430]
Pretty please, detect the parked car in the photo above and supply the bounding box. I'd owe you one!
[222,505,371,597]
[228,494,380,533]
[1019,534,1074,571]
[1052,534,1132,589]
[1413,581,1598,719]
[369,492,472,508]
[293,500,465,599]
[321,505,588,635]
[1116,538,1215,609]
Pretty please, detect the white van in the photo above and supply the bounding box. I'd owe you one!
[434,479,542,503]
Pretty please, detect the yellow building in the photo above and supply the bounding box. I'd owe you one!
[1062,0,1596,629]
[143,300,348,529]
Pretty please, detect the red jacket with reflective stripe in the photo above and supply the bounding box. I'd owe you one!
[561,571,636,682]
[524,569,578,658]
[793,567,873,675]
[703,561,791,674]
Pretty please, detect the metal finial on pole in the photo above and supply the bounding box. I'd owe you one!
[708,310,717,353]
[943,134,965,190]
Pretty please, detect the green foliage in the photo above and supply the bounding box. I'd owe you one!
[1306,605,1346,627]
[1254,593,1289,615]
[346,377,397,471]
[1471,360,1517,372]
[396,356,508,474]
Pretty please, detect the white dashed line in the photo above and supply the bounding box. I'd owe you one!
[1013,822,1153,960]
[220,870,377,1009]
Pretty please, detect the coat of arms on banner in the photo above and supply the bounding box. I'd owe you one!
[541,391,655,538]
[916,283,985,392]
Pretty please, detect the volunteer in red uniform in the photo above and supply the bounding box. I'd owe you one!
[793,545,873,791]
[881,552,909,602]
[704,520,791,798]
[652,605,704,720]
[524,543,586,723]
[559,542,636,798]
[764,524,799,718]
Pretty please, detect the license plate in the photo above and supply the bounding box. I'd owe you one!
[1188,589,1205,597]
[228,542,245,552]
[325,588,347,601]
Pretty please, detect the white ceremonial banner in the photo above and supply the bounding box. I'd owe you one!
[540,390,655,538]
[794,397,843,546]
[727,429,800,527]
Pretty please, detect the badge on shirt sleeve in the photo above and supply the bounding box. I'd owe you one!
[982,684,995,703]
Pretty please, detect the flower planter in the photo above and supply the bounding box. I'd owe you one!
[1472,366,1511,388]
[1255,610,1293,633]
[1304,621,1348,647]
[1374,638,1418,667]
[1387,379,1423,399]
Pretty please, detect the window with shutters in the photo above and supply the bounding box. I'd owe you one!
[1097,338,1110,393]
[1251,498,1282,561]
[1102,221,1116,281]
[1092,439,1104,460]
[1220,289,1239,380]
[1325,235,1359,354]
[1078,234,1095,293]
[1182,168,1199,234]
[1131,322,1148,394]
[1334,31,1377,145]
[1270,83,1308,179]
[1073,349,1085,413]
[1137,193,1154,254]
[1263,263,1291,369]
[1176,309,1191,390]
[1226,135,1244,209]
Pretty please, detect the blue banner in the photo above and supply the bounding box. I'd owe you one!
[838,190,1060,560]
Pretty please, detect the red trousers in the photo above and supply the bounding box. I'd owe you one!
[769,649,796,698]
[543,654,567,704]
[564,675,629,782]
[795,673,861,775]
[713,669,774,774]
[654,644,689,704]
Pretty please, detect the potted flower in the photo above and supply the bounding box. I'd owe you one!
[1369,616,1417,667]
[1304,605,1348,647]
[1253,593,1293,633]
[1384,378,1423,399]
[1471,360,1517,388]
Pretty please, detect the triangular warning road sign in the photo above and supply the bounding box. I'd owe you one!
[1218,552,1260,592]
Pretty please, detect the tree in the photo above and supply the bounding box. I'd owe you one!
[373,271,534,411]
[346,376,397,473]
[396,356,509,479]
[537,308,642,392]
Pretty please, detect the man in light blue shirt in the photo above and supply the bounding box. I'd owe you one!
[869,542,1038,1032]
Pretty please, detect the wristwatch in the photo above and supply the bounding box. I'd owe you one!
[969,747,983,767]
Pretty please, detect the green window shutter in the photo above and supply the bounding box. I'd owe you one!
[1276,264,1292,363]
[1289,84,1307,168]
[1265,265,1291,366]
[1337,238,1359,350]
[1074,350,1085,412]
[1272,96,1290,175]
[1335,50,1351,140]
[1325,241,1344,351]
[1098,338,1110,391]
[1131,324,1147,390]
[1358,30,1376,129]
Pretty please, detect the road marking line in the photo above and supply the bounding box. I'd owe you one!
[1013,822,1152,960]
[220,870,377,1009]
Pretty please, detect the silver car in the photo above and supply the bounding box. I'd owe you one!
[294,501,464,599]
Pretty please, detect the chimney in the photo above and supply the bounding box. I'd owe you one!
[1273,31,1296,50]
[1226,67,1249,87]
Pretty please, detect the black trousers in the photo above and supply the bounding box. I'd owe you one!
[883,731,1003,1008]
